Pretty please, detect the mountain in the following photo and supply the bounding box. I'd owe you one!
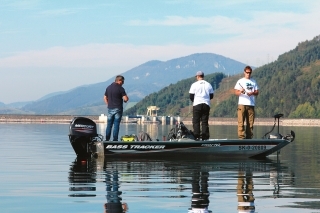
[129,35,320,118]
[19,53,248,115]
[36,91,71,101]
[0,102,34,114]
[3,33,320,118]
[125,72,226,116]
[7,101,32,108]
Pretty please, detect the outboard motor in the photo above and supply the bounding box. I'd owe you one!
[69,117,103,158]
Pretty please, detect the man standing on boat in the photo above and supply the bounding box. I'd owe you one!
[234,66,259,139]
[104,75,129,141]
[189,71,214,140]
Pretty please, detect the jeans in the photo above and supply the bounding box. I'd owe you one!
[237,105,255,139]
[105,108,123,141]
[192,103,210,140]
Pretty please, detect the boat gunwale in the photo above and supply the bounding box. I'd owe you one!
[102,138,290,145]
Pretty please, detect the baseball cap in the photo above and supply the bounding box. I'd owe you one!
[195,71,204,76]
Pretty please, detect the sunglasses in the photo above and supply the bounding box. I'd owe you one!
[244,71,252,74]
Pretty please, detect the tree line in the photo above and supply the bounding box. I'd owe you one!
[125,35,320,118]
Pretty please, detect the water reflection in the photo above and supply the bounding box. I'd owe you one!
[68,159,97,197]
[68,156,293,212]
[237,171,255,212]
[189,171,211,213]
[4,123,320,212]
[104,170,128,213]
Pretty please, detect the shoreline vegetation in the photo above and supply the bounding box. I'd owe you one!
[0,114,320,126]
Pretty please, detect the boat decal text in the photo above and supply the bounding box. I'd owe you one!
[106,145,166,150]
[201,143,221,147]
[239,145,266,151]
[74,124,95,129]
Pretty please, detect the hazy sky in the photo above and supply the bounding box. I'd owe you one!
[1,0,319,104]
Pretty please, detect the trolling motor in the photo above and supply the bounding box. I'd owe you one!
[68,117,104,158]
[262,113,295,142]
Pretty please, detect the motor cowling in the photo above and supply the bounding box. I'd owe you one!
[69,117,98,158]
[69,117,97,136]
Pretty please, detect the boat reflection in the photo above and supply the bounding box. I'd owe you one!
[68,157,128,212]
[68,156,293,212]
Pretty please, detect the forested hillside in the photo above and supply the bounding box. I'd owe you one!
[127,35,320,118]
[125,73,226,116]
[213,35,320,118]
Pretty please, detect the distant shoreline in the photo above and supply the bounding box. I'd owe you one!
[1,114,320,126]
[0,115,98,124]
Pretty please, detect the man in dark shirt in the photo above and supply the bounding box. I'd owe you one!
[104,75,129,141]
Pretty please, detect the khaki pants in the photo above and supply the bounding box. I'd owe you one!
[237,171,255,211]
[237,105,255,139]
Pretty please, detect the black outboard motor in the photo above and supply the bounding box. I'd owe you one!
[69,117,102,158]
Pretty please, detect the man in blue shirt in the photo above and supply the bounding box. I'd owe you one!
[104,75,129,141]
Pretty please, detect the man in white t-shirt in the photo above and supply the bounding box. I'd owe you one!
[234,66,259,139]
[189,71,214,140]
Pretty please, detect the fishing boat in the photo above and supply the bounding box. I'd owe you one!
[68,113,295,159]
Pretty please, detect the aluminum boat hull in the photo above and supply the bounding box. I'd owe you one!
[101,138,291,159]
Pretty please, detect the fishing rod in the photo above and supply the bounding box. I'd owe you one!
[239,83,255,105]
[167,103,195,141]
[180,110,193,123]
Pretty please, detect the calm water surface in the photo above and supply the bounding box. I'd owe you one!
[1,123,320,213]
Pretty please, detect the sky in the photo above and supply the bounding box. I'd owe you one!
[1,0,320,104]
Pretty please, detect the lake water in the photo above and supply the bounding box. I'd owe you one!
[1,122,320,213]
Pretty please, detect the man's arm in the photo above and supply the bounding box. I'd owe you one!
[189,93,194,102]
[234,89,245,96]
[123,95,129,103]
[247,90,259,96]
[103,95,108,105]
